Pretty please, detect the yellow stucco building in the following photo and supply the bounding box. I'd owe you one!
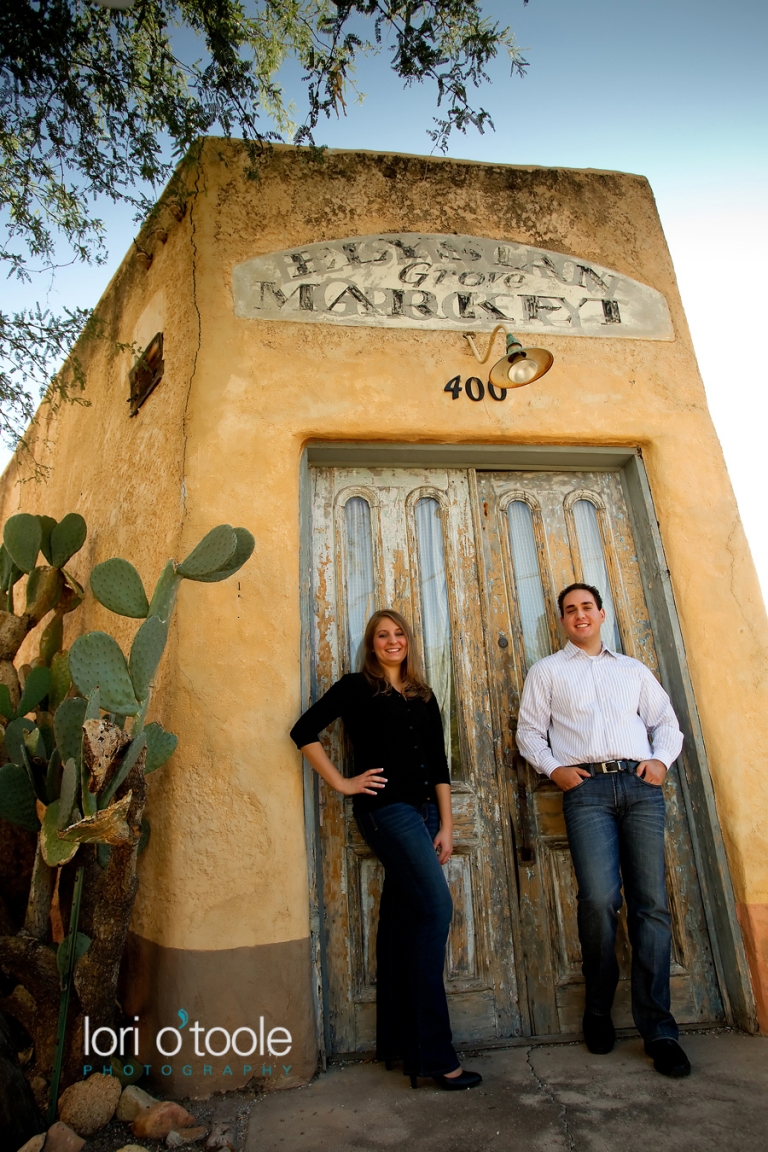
[1,143,766,1097]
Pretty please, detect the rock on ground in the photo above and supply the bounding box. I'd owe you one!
[166,1129,208,1147]
[115,1146,151,1152]
[41,1122,85,1152]
[116,1084,158,1122]
[15,1136,45,1152]
[58,1072,122,1137]
[132,1101,199,1139]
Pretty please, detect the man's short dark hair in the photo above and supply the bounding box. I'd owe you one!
[558,582,603,617]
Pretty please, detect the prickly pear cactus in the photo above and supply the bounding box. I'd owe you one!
[68,632,140,716]
[90,558,149,619]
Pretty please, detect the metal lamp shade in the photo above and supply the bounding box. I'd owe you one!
[488,346,555,389]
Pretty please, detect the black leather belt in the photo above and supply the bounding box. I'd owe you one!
[577,759,640,776]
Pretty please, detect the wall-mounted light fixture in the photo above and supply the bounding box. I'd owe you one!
[464,325,554,389]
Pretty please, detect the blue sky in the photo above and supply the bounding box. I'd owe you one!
[2,0,767,595]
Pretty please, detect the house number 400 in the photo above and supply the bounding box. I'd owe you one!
[444,376,507,402]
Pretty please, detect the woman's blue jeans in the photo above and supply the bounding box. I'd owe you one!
[355,801,459,1077]
[562,772,679,1041]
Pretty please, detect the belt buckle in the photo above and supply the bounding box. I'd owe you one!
[597,760,621,774]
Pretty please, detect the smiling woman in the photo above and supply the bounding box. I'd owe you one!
[291,608,482,1090]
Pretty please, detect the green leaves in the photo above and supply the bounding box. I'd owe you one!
[90,558,149,618]
[69,632,139,716]
[0,762,39,830]
[144,722,178,774]
[4,513,41,574]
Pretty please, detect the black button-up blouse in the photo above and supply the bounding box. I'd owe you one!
[290,673,450,812]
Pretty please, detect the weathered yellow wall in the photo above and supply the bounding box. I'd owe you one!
[2,144,767,1094]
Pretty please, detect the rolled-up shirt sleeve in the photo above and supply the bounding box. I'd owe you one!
[515,663,561,777]
[638,666,684,768]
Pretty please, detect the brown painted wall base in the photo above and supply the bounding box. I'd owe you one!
[737,905,768,1032]
[117,932,318,1098]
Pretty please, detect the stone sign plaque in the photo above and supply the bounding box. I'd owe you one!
[232,233,673,340]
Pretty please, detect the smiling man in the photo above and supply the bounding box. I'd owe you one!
[516,582,690,1078]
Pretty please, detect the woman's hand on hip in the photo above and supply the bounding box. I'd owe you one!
[433,827,453,865]
[340,769,388,797]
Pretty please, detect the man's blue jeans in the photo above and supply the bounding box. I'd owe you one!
[355,801,459,1077]
[562,771,679,1041]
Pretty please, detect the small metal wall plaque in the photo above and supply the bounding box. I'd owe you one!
[232,233,673,340]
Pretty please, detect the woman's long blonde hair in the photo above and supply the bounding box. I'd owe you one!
[361,609,433,701]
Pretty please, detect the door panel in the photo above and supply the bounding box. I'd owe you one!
[309,464,724,1055]
[476,470,724,1033]
[310,467,523,1055]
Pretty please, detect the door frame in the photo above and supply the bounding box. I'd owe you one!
[298,443,758,1063]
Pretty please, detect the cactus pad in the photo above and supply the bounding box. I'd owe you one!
[41,799,80,866]
[57,757,79,829]
[49,650,72,712]
[39,612,64,666]
[129,615,168,701]
[25,565,64,621]
[0,684,14,721]
[49,512,87,568]
[3,513,42,574]
[143,722,178,774]
[147,560,181,623]
[17,664,51,717]
[53,696,88,767]
[45,747,62,805]
[38,516,57,564]
[90,558,149,619]
[0,762,39,831]
[4,718,35,767]
[177,524,237,579]
[193,527,255,583]
[69,632,140,716]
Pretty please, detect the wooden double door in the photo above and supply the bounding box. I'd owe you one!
[309,466,723,1054]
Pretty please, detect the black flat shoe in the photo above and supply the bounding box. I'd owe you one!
[644,1038,691,1077]
[582,1011,615,1054]
[409,1069,483,1090]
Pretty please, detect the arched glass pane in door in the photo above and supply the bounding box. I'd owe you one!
[572,499,622,652]
[343,496,375,670]
[507,501,551,668]
[414,497,463,778]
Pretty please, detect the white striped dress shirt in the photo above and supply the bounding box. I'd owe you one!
[516,641,684,778]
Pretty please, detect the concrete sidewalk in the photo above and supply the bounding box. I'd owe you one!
[244,1031,768,1152]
